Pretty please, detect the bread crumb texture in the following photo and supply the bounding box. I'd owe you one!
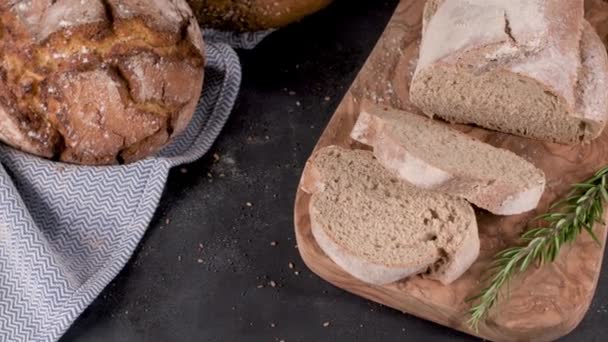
[307,147,476,275]
[0,0,205,164]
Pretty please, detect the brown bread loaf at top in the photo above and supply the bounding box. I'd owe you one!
[0,0,205,165]
[187,0,333,32]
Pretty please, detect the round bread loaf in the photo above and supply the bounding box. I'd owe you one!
[0,0,205,165]
[187,0,333,32]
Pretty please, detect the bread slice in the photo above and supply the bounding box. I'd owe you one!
[411,0,608,144]
[351,105,546,215]
[301,146,479,285]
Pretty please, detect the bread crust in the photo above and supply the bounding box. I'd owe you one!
[412,0,608,143]
[301,146,479,285]
[0,0,205,164]
[187,0,333,32]
[352,106,546,215]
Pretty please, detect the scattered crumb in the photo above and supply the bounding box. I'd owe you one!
[246,202,253,207]
[198,243,204,249]
[265,135,270,140]
[323,322,330,328]
[207,172,213,178]
[219,173,225,177]
[257,284,264,289]
[288,262,294,269]
[270,323,276,328]
[177,255,182,261]
[213,153,220,162]
[270,241,278,246]
[197,259,204,264]
[360,324,364,328]
[289,91,296,96]
[269,280,277,288]
[295,101,301,106]
[165,219,170,224]
[294,271,300,276]
[324,96,331,101]
[180,168,188,174]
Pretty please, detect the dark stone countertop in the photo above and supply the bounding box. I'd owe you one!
[61,0,608,341]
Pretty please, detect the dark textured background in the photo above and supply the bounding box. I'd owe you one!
[61,0,608,341]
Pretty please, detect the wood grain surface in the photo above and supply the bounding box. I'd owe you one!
[294,1,608,341]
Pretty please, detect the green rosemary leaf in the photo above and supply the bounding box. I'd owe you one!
[585,225,601,246]
[467,167,607,330]
[574,183,595,189]
[554,235,561,252]
[519,250,535,272]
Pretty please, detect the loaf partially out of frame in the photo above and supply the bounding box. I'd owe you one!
[411,0,608,144]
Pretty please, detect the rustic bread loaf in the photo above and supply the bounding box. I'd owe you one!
[411,0,608,144]
[301,146,479,285]
[351,104,546,215]
[187,0,333,32]
[0,0,205,165]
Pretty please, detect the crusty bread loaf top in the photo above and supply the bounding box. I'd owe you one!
[187,0,333,32]
[302,146,479,285]
[0,0,205,164]
[419,0,550,69]
[418,0,583,110]
[352,105,546,215]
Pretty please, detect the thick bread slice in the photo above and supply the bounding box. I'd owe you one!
[411,0,608,144]
[301,146,479,285]
[351,105,546,215]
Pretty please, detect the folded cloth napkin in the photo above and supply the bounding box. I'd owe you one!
[0,40,241,341]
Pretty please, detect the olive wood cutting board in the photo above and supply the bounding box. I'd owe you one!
[293,1,608,341]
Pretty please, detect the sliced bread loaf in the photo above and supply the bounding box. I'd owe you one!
[411,0,608,144]
[351,105,546,215]
[301,146,479,285]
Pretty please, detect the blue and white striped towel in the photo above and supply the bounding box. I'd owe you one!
[0,33,252,342]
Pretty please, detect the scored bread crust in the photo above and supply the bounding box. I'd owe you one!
[351,105,546,215]
[411,0,608,144]
[0,0,205,165]
[301,146,480,285]
[187,0,333,32]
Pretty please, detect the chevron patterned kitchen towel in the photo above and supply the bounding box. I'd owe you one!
[0,40,241,341]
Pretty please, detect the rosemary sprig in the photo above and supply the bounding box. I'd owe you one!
[467,166,608,331]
